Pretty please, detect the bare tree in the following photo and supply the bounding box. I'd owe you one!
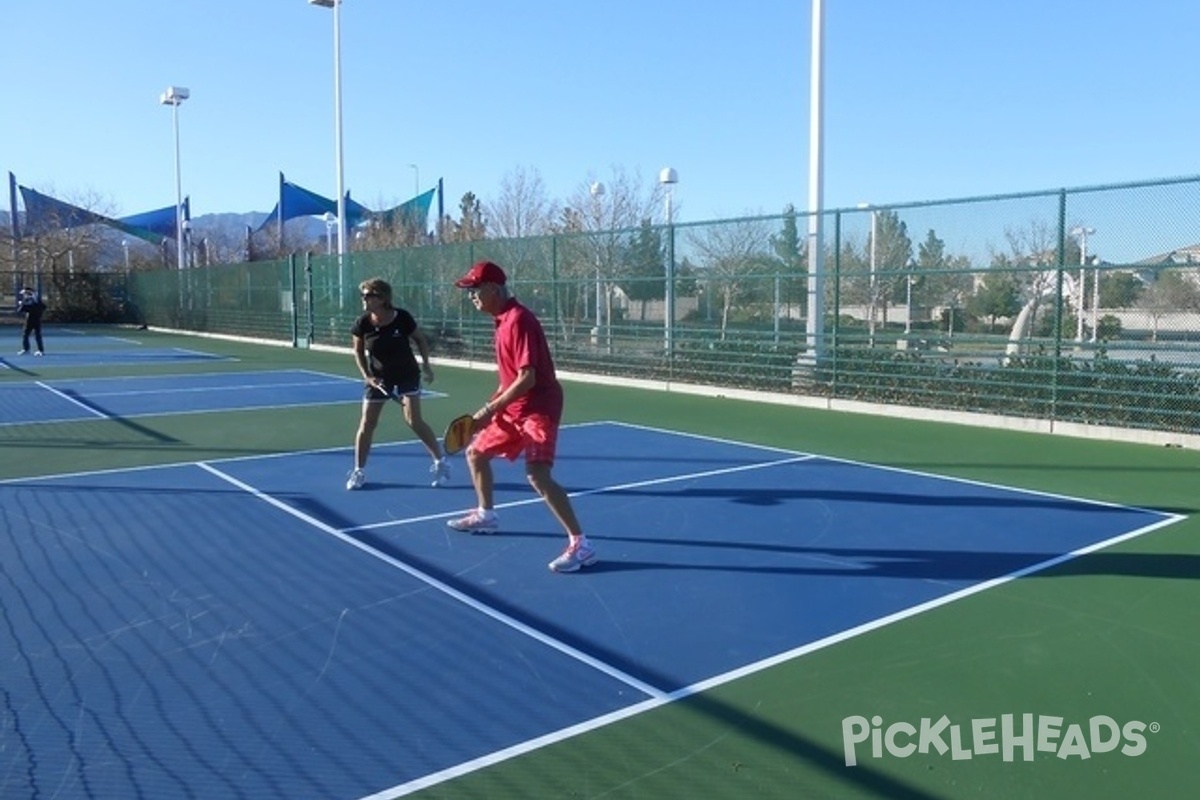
[687,216,775,339]
[563,166,665,236]
[547,168,669,334]
[191,224,247,265]
[484,165,556,239]
[10,189,122,279]
[1137,269,1200,342]
[997,218,1061,336]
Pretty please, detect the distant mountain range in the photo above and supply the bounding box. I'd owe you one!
[188,211,330,244]
[1,209,331,248]
[1,208,335,269]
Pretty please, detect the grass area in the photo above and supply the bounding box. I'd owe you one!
[3,325,1197,800]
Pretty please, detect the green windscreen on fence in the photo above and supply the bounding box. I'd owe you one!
[10,175,1198,435]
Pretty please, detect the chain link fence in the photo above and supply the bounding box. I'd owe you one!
[11,176,1197,435]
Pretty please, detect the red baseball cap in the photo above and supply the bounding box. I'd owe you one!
[454,260,507,288]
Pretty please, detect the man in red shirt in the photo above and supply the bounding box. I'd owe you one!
[446,260,597,573]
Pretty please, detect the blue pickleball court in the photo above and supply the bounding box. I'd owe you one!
[0,422,1179,799]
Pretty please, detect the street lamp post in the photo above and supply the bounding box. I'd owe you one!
[805,0,826,365]
[904,258,915,335]
[159,85,189,271]
[122,240,130,272]
[1070,226,1095,343]
[322,211,336,255]
[309,0,348,306]
[659,167,678,355]
[590,182,605,328]
[858,203,878,345]
[181,219,192,269]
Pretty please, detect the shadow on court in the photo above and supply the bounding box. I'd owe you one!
[0,422,1185,799]
[547,537,1200,582]
[57,388,181,444]
[601,484,1157,513]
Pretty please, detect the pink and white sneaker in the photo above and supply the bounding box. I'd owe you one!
[447,509,499,534]
[548,539,598,573]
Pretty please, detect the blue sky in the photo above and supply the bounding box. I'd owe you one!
[4,1,1198,226]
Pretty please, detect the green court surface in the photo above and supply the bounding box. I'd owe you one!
[3,326,1197,800]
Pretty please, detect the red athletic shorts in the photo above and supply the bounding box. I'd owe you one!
[468,412,559,465]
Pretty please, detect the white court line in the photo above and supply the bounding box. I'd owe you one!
[66,378,361,399]
[344,453,817,534]
[172,347,230,358]
[22,367,344,388]
[0,399,362,430]
[46,329,143,344]
[606,419,1178,517]
[0,370,443,430]
[24,371,442,401]
[34,381,110,419]
[361,510,1186,800]
[195,461,669,703]
[2,422,1186,798]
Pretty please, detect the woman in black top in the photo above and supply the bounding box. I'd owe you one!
[347,277,448,490]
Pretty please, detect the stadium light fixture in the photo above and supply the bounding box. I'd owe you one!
[309,0,348,304]
[159,85,189,271]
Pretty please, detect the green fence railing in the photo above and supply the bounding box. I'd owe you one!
[103,176,1199,436]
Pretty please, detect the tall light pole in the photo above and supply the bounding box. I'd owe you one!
[122,239,130,272]
[159,85,189,271]
[1070,226,1095,343]
[309,0,348,303]
[590,181,605,328]
[904,258,915,335]
[409,163,419,197]
[858,202,878,345]
[322,211,336,255]
[661,168,678,224]
[660,167,678,355]
[805,0,826,364]
[181,219,192,269]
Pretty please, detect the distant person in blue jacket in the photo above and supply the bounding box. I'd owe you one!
[16,287,46,355]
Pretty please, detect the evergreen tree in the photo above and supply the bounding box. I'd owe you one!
[915,229,972,334]
[1098,271,1143,308]
[442,192,486,243]
[770,205,807,317]
[770,205,804,271]
[968,273,1022,329]
[622,219,664,302]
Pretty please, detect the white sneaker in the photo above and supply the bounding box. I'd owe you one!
[430,458,451,487]
[548,539,598,573]
[34,351,43,356]
[345,468,365,490]
[447,509,498,534]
